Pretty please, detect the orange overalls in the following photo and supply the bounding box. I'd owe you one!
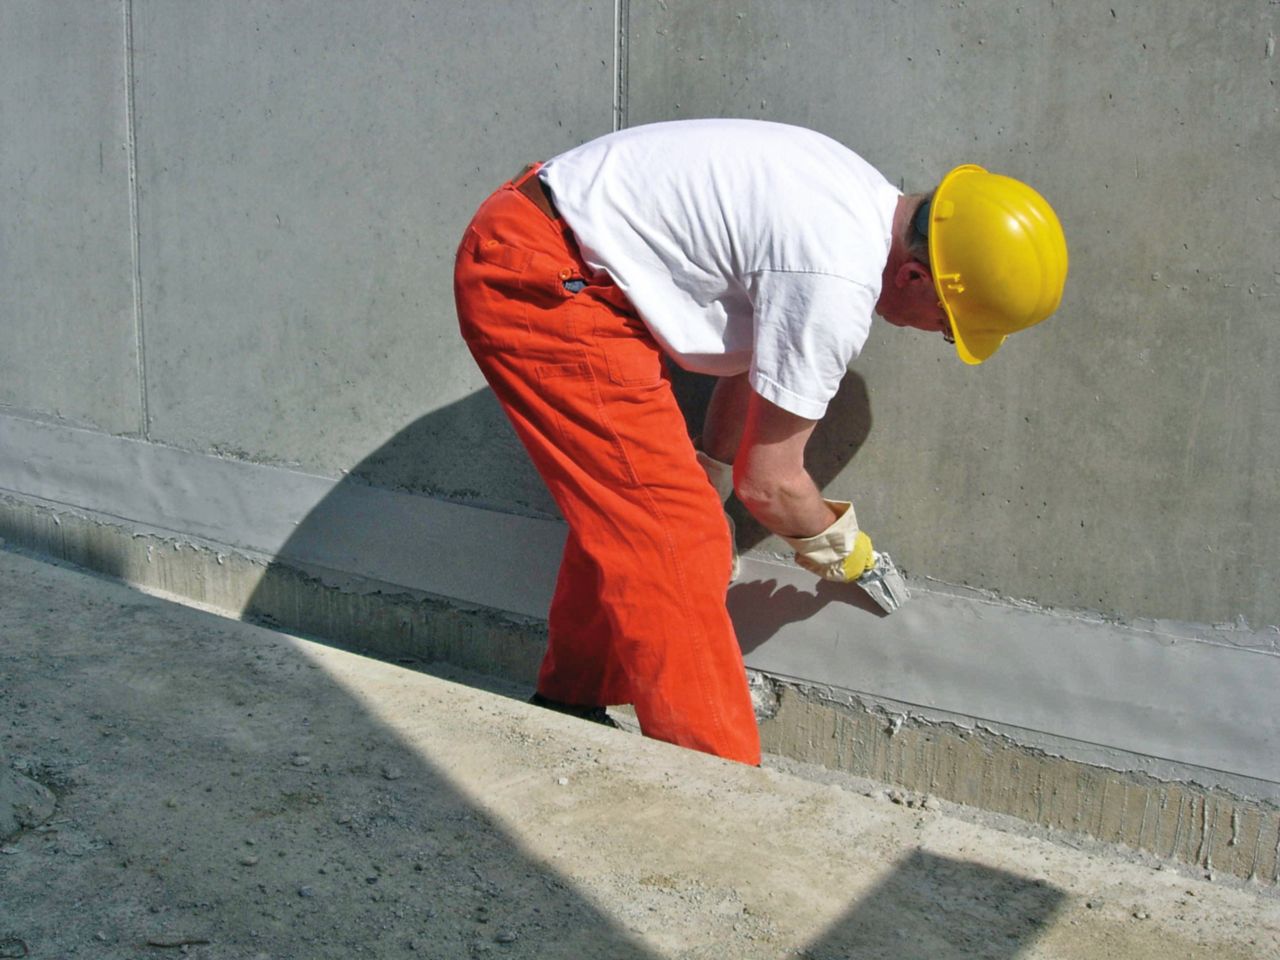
[454,165,760,765]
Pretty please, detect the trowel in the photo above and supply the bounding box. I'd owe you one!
[855,551,911,613]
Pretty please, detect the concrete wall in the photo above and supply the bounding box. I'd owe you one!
[5,1,1276,625]
[625,0,1280,629]
[2,1,1278,873]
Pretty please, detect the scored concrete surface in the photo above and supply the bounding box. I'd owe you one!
[1,548,1276,960]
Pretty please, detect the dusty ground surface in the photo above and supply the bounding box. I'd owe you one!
[1,546,1277,960]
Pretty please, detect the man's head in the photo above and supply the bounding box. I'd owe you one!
[878,166,1068,364]
[876,196,953,340]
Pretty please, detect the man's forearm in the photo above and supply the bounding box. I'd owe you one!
[731,387,842,538]
[699,373,753,464]
[734,466,838,538]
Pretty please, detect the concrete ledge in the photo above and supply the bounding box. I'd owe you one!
[0,492,547,689]
[757,684,1279,886]
[2,497,1277,884]
[2,412,1278,883]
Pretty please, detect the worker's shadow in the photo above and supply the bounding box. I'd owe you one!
[228,365,874,680]
[726,577,886,656]
[339,363,874,538]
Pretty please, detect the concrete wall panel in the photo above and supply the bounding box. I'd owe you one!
[0,2,139,433]
[628,1,1280,625]
[131,0,614,492]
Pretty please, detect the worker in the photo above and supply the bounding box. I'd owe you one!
[454,119,1067,766]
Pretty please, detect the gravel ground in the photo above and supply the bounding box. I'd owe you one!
[1,546,1277,959]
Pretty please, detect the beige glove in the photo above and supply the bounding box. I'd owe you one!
[695,450,740,581]
[781,500,876,582]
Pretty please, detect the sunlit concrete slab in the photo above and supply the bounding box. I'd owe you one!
[2,548,1275,958]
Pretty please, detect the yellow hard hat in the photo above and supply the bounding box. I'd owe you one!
[925,165,1068,365]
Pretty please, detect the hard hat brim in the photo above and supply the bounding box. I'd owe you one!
[949,311,1005,365]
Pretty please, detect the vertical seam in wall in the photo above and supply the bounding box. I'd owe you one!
[123,0,149,439]
[613,0,629,131]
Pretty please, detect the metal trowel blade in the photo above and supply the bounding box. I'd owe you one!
[856,551,911,613]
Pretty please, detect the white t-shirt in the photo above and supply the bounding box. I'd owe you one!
[540,119,900,420]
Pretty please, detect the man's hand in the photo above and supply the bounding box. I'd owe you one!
[782,500,876,582]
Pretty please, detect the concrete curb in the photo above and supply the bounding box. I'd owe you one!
[2,492,1277,885]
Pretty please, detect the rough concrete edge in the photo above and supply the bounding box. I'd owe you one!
[1,493,1276,886]
[0,492,546,687]
[745,664,1280,803]
[754,677,1280,887]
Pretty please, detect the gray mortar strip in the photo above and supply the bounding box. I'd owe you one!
[1,412,1276,793]
[0,413,560,618]
[1,415,1277,794]
[731,561,1280,794]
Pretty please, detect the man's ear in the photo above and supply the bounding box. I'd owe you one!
[894,260,933,290]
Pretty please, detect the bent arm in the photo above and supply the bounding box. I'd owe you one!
[732,390,838,538]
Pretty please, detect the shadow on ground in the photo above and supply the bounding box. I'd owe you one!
[810,849,1067,959]
[0,365,1069,956]
[0,549,1066,958]
[0,550,652,957]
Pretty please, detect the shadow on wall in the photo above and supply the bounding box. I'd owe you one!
[336,363,874,545]
[231,364,875,680]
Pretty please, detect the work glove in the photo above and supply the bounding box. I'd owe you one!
[695,450,741,581]
[781,500,876,583]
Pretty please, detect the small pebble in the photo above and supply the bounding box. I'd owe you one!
[382,766,404,781]
[556,777,569,786]
[239,855,259,866]
[1132,910,1149,920]
[298,886,315,898]
[495,931,518,944]
[291,755,312,767]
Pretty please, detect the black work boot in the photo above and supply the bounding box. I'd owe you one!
[528,692,620,729]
